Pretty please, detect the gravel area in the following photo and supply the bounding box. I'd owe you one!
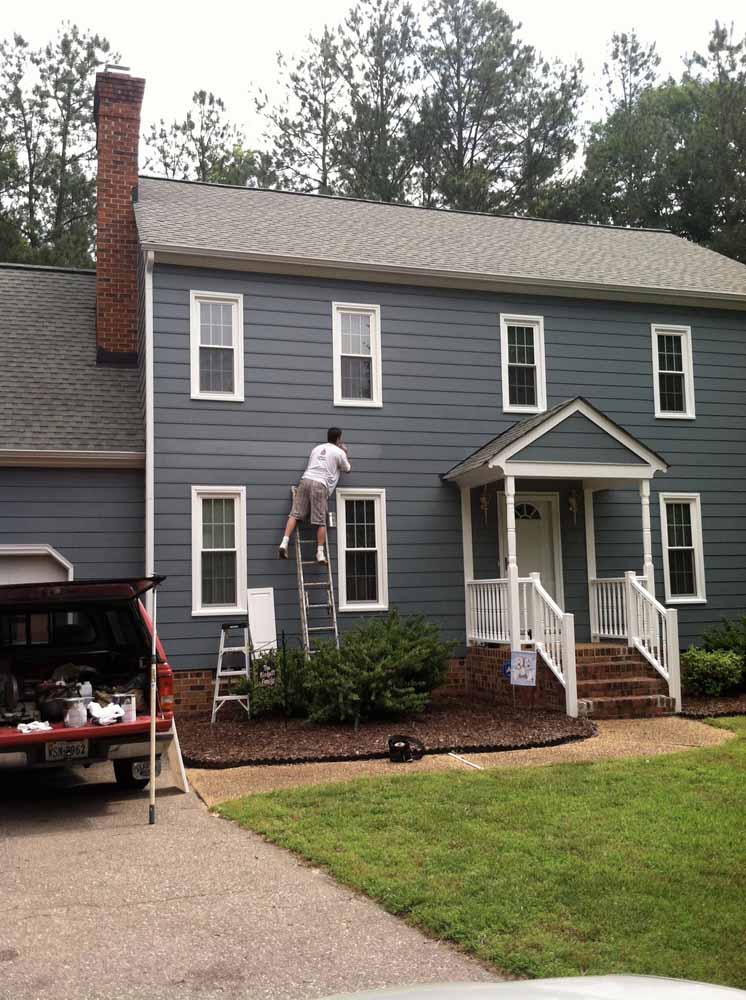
[179,700,595,768]
[682,693,746,717]
[188,715,734,807]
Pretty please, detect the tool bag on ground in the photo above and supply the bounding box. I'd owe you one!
[387,734,425,763]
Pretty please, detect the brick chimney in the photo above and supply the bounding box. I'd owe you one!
[93,66,145,364]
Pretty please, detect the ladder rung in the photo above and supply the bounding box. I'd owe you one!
[217,670,249,677]
[301,560,328,566]
[303,581,328,588]
[307,603,330,609]
[308,625,336,632]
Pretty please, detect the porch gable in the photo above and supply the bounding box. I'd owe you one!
[510,412,648,466]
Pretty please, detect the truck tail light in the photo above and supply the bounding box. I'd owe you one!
[157,665,174,714]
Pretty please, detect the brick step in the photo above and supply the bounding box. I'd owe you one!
[578,693,676,719]
[576,660,659,681]
[575,645,631,659]
[577,676,668,698]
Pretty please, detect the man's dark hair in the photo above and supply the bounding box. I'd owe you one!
[327,427,342,444]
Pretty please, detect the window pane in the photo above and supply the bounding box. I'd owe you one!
[658,334,683,372]
[202,551,237,606]
[341,312,371,356]
[203,498,235,549]
[346,499,377,549]
[200,346,234,393]
[659,372,685,412]
[341,356,372,400]
[345,551,378,603]
[666,502,693,548]
[507,326,535,365]
[668,548,696,597]
[508,364,537,407]
[199,300,235,348]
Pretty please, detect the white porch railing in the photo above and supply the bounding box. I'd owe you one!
[590,577,628,640]
[627,572,681,711]
[467,574,578,717]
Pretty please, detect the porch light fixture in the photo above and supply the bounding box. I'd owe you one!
[568,490,580,526]
[480,485,491,526]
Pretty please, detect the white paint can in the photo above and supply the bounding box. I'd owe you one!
[113,692,137,724]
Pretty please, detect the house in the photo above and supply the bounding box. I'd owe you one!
[2,67,746,719]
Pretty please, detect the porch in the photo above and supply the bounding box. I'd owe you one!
[443,398,682,719]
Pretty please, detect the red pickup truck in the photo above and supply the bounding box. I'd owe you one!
[0,577,174,789]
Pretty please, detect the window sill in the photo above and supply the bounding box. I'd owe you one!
[339,602,389,613]
[190,392,245,403]
[503,405,546,415]
[334,399,383,408]
[664,597,707,605]
[655,412,696,420]
[191,605,248,617]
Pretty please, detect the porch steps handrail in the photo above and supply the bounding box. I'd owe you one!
[626,572,681,711]
[528,572,578,716]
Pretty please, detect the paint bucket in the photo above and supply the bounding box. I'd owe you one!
[63,697,87,729]
[113,692,137,724]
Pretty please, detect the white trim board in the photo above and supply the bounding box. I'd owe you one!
[336,487,389,612]
[144,249,155,616]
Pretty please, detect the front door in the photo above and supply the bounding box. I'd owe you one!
[500,494,560,601]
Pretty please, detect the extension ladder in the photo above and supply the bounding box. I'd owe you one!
[293,500,340,655]
[211,621,252,723]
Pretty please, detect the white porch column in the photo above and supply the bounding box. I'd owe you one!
[640,480,655,595]
[505,475,522,649]
[584,488,599,641]
[460,485,474,644]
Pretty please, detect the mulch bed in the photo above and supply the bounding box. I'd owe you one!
[681,694,746,718]
[178,699,596,768]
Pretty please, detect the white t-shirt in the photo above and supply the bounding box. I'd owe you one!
[302,443,351,495]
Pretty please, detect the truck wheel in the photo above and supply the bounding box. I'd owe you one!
[113,760,149,790]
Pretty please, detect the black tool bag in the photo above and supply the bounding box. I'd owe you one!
[387,734,425,763]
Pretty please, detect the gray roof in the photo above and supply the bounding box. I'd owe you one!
[135,176,746,304]
[0,265,144,453]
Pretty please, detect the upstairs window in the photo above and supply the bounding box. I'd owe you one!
[332,303,383,407]
[191,486,247,615]
[500,314,546,414]
[660,493,706,603]
[190,291,244,401]
[652,324,695,419]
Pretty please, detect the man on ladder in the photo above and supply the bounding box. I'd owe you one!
[278,427,351,563]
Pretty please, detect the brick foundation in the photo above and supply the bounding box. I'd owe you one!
[173,669,215,719]
[443,645,567,713]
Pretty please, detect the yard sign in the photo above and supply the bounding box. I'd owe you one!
[510,650,537,687]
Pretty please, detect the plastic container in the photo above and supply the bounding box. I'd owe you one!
[78,681,93,706]
[112,692,136,724]
[63,697,87,729]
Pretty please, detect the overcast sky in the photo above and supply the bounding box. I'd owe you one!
[10,0,746,142]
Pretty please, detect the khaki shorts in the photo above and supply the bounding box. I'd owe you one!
[290,478,328,526]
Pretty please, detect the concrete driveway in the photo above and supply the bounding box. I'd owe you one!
[0,764,495,1000]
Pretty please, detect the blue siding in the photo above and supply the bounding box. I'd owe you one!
[0,468,144,578]
[513,413,647,464]
[151,264,746,666]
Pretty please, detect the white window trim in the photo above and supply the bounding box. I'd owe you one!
[332,302,383,408]
[651,324,695,420]
[500,313,547,414]
[191,485,248,616]
[190,290,245,402]
[336,487,389,612]
[659,492,706,604]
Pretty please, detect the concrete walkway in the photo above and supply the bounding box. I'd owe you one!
[0,764,495,1000]
[188,715,732,807]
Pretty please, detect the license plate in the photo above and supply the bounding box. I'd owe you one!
[45,739,89,762]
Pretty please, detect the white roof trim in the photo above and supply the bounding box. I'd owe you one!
[0,449,145,469]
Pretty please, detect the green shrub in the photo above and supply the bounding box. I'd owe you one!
[303,609,455,729]
[681,647,743,698]
[703,616,746,666]
[235,647,308,717]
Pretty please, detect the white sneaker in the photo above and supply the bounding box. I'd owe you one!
[316,550,327,564]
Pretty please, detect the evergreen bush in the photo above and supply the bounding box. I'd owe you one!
[680,647,743,698]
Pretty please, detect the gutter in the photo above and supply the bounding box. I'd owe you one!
[144,250,155,614]
[141,242,746,312]
[0,449,144,469]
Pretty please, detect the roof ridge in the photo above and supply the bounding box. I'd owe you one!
[137,174,672,236]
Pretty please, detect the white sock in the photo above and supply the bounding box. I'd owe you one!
[280,536,289,549]
[317,546,325,558]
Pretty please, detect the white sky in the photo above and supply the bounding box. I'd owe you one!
[8,0,746,142]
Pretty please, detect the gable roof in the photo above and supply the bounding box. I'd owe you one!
[0,265,144,456]
[442,397,668,482]
[134,176,746,308]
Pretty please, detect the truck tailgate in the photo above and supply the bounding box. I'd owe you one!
[0,716,172,750]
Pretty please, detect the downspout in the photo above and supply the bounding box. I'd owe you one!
[144,250,155,614]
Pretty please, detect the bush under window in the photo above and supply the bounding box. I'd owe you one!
[681,647,743,698]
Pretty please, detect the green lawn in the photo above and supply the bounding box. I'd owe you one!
[218,718,746,986]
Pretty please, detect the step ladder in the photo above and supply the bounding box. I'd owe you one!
[211,621,252,723]
[292,498,339,656]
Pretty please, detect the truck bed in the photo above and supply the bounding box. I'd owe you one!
[0,715,172,749]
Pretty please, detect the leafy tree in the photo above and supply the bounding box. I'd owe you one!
[0,23,112,266]
[418,0,583,213]
[143,90,269,186]
[259,28,344,194]
[335,0,421,202]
